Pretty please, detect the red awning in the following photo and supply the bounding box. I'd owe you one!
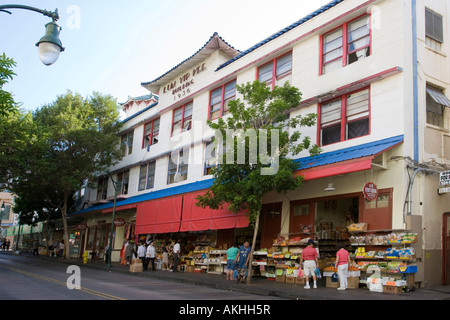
[135,195,182,234]
[295,157,373,181]
[180,191,249,232]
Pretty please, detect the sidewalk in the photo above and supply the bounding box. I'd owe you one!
[8,251,450,300]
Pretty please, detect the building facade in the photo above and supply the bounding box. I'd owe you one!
[72,0,450,287]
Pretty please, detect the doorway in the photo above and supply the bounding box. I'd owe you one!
[444,213,450,285]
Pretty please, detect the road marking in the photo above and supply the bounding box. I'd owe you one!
[1,266,126,300]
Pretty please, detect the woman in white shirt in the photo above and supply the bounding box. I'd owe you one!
[146,241,157,271]
[137,242,146,267]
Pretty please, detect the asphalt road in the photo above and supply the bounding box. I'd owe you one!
[0,253,285,301]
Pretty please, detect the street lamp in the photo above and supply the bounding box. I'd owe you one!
[0,5,65,66]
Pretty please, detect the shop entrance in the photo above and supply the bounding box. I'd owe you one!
[444,213,450,285]
[86,223,110,260]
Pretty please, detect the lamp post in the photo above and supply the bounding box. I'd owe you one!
[0,4,65,66]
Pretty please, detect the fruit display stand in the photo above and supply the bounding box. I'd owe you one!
[207,249,227,274]
[350,229,418,292]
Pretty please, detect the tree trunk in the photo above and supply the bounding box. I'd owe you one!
[246,212,260,285]
[61,194,70,260]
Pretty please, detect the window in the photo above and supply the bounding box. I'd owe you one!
[120,130,134,156]
[138,161,156,191]
[425,8,443,51]
[258,52,292,89]
[97,177,108,200]
[319,88,370,146]
[204,139,224,175]
[426,86,450,128]
[168,149,189,184]
[143,118,160,149]
[321,15,371,74]
[172,102,193,136]
[209,80,237,120]
[117,170,129,195]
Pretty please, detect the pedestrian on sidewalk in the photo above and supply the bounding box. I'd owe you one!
[124,240,135,265]
[226,243,239,280]
[137,241,146,268]
[58,241,64,259]
[235,241,251,284]
[32,240,40,256]
[146,241,156,271]
[162,242,170,270]
[300,239,319,289]
[172,240,180,272]
[335,243,351,291]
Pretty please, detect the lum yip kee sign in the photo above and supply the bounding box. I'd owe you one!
[439,171,450,195]
[363,182,379,202]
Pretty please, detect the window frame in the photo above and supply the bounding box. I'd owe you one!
[167,149,189,184]
[171,102,193,136]
[116,170,130,195]
[318,87,371,146]
[320,14,372,75]
[257,52,292,90]
[142,118,160,149]
[138,161,156,191]
[97,177,108,200]
[120,130,134,156]
[208,79,237,120]
[425,8,444,44]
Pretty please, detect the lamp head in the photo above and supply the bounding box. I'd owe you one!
[36,21,65,66]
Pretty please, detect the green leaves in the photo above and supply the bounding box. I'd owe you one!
[196,80,321,224]
[0,53,19,117]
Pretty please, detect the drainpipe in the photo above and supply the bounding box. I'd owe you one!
[405,166,437,228]
[412,0,419,162]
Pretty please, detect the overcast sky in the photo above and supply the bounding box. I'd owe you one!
[0,0,332,113]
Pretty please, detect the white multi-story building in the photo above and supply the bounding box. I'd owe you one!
[73,0,450,287]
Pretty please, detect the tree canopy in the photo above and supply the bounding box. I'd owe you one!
[7,91,123,258]
[195,80,321,283]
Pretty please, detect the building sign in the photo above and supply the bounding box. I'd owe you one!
[363,182,379,202]
[75,223,88,231]
[440,171,450,186]
[163,63,207,101]
[114,218,126,227]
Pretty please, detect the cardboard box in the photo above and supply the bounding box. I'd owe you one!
[347,277,360,289]
[384,285,403,294]
[275,275,286,283]
[326,276,339,288]
[296,277,305,285]
[185,265,195,273]
[285,276,296,284]
[130,262,143,273]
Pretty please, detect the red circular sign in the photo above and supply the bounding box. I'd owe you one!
[114,218,126,226]
[363,182,378,202]
[75,223,88,230]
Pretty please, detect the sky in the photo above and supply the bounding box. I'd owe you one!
[0,0,332,114]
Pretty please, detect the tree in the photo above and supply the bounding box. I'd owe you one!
[0,53,19,117]
[10,91,123,259]
[196,80,321,283]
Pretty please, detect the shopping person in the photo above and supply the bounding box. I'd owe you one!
[226,243,239,280]
[235,241,251,283]
[146,241,157,271]
[335,243,351,290]
[172,240,181,272]
[137,241,146,267]
[300,239,319,289]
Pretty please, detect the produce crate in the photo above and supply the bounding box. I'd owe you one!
[347,277,360,289]
[285,276,296,284]
[326,276,339,288]
[275,275,286,283]
[296,277,305,285]
[384,285,404,294]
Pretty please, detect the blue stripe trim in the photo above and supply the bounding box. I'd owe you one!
[72,135,403,216]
